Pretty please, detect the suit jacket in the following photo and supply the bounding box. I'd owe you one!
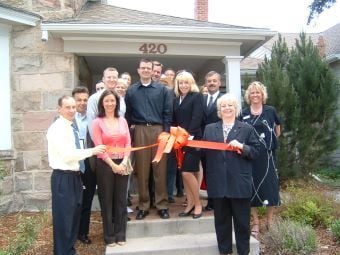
[202,120,260,198]
[202,92,223,130]
[173,92,204,139]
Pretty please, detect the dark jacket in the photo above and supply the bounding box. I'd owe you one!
[173,92,204,139]
[202,92,223,130]
[202,120,260,198]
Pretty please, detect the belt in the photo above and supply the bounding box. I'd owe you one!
[135,122,161,126]
[54,169,80,175]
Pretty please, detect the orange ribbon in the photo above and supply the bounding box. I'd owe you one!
[152,126,242,169]
[106,126,241,169]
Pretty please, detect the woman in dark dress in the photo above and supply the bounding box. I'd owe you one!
[173,71,204,219]
[240,81,281,238]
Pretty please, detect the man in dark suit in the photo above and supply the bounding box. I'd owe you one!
[72,86,96,244]
[201,71,223,211]
[202,93,260,255]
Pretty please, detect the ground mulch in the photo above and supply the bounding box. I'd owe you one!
[1,188,339,255]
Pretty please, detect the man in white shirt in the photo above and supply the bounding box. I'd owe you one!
[47,95,105,255]
[72,86,96,245]
[87,67,119,140]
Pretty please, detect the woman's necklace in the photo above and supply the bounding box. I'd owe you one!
[250,105,263,116]
[222,122,234,140]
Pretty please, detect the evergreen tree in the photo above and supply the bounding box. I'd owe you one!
[257,33,339,178]
[287,33,339,174]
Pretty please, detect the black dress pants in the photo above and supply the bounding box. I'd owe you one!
[96,158,128,244]
[213,197,250,255]
[51,169,83,255]
[78,158,96,237]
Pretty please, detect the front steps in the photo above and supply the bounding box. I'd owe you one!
[106,216,260,255]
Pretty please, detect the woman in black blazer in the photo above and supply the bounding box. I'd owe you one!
[173,71,204,219]
[203,93,260,255]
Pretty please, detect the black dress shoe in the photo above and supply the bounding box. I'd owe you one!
[192,212,202,219]
[158,209,170,219]
[178,207,194,217]
[78,234,91,244]
[127,216,131,221]
[204,205,213,211]
[136,210,149,220]
[176,192,184,197]
[127,198,132,206]
[168,197,175,203]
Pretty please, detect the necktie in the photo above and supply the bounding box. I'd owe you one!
[207,95,213,109]
[71,123,85,173]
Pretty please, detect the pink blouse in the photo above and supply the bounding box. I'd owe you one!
[92,117,131,160]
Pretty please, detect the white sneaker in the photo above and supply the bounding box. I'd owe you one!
[107,242,116,247]
[127,207,133,213]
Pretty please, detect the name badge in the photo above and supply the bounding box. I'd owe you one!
[243,115,250,120]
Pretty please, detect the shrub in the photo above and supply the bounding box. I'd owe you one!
[0,211,48,255]
[264,218,316,255]
[281,185,334,227]
[257,206,267,217]
[316,167,340,180]
[330,219,340,243]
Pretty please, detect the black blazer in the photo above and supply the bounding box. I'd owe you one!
[202,92,223,129]
[173,92,204,139]
[202,120,260,198]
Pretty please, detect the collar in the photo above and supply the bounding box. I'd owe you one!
[208,91,220,100]
[138,80,157,88]
[75,112,87,120]
[59,115,73,126]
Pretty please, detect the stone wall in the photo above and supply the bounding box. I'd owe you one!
[0,0,87,19]
[0,21,80,213]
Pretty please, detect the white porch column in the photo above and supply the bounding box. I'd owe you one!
[0,25,12,150]
[222,56,243,104]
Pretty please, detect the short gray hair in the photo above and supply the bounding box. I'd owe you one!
[216,93,241,118]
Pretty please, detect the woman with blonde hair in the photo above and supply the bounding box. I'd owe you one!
[173,71,204,219]
[240,81,281,238]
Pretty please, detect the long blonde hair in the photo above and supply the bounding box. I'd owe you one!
[174,71,199,97]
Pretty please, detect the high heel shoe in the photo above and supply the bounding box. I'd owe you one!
[192,207,203,219]
[178,206,194,217]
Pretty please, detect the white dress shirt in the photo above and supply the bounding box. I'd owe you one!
[207,91,220,107]
[47,116,93,171]
[87,89,104,140]
[118,96,126,117]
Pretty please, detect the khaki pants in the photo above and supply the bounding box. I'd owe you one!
[134,125,168,210]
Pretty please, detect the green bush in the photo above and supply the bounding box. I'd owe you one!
[257,206,267,217]
[316,167,340,180]
[330,219,340,243]
[0,211,48,255]
[281,185,334,227]
[264,218,316,255]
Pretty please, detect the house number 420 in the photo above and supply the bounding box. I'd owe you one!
[139,43,167,54]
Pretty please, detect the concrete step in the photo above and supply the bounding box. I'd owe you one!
[126,216,215,238]
[106,232,260,255]
[106,216,260,255]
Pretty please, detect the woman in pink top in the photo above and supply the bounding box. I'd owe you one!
[92,89,131,247]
